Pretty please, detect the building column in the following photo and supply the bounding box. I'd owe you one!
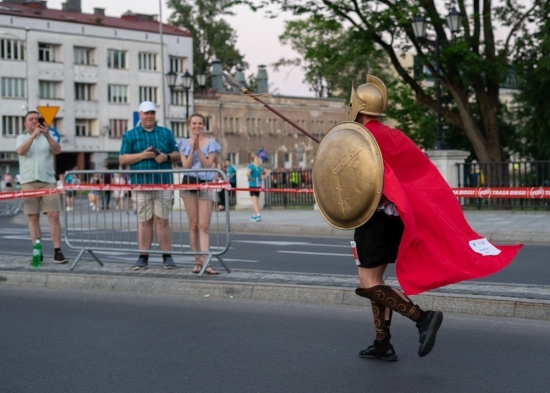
[425,149,470,188]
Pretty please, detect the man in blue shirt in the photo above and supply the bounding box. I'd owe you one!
[119,101,180,270]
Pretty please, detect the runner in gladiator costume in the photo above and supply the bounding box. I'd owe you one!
[313,75,521,361]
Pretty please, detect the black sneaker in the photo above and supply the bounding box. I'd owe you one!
[163,256,176,269]
[416,310,443,357]
[359,340,398,362]
[133,256,148,270]
[54,251,68,264]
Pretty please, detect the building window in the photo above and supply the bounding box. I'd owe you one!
[139,86,158,104]
[170,90,185,106]
[169,56,186,73]
[1,77,26,98]
[109,119,128,139]
[171,121,188,138]
[107,49,127,69]
[108,84,128,103]
[2,116,24,136]
[139,52,157,71]
[39,81,61,99]
[75,83,95,101]
[0,39,25,60]
[74,47,94,65]
[256,118,263,135]
[204,116,211,133]
[227,152,237,165]
[75,119,96,137]
[38,43,59,62]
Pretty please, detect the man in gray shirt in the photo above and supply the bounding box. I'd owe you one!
[16,111,68,264]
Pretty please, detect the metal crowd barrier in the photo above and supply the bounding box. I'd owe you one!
[63,169,231,276]
[0,186,24,216]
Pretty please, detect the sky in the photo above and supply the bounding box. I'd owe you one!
[46,0,314,97]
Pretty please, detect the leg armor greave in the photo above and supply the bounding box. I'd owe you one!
[357,285,421,322]
[370,300,392,341]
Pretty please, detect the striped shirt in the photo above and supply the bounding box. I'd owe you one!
[119,125,178,184]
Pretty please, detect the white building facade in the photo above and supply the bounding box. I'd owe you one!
[0,1,192,176]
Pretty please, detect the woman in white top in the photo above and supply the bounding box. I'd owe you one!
[179,113,221,275]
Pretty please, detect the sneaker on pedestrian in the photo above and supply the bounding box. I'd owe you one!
[359,340,398,362]
[133,256,148,270]
[416,310,443,357]
[163,256,176,269]
[54,250,68,264]
[256,215,262,221]
[249,215,258,222]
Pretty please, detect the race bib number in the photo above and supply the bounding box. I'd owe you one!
[350,241,360,266]
[469,238,501,256]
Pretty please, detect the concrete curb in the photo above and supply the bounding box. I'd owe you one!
[1,271,549,321]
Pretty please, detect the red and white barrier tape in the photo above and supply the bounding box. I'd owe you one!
[452,187,550,199]
[3,185,550,200]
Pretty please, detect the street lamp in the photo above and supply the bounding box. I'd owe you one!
[196,69,207,92]
[165,69,194,122]
[412,7,463,150]
[181,70,193,121]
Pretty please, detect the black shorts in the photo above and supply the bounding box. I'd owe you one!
[249,187,260,197]
[354,210,404,269]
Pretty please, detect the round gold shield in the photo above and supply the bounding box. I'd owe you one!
[312,122,383,230]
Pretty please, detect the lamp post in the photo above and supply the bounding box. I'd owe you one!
[181,70,193,121]
[165,69,194,134]
[412,7,463,150]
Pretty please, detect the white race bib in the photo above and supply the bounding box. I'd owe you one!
[469,238,501,256]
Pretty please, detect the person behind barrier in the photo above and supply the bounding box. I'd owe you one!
[89,173,101,211]
[343,75,521,361]
[225,158,236,205]
[247,152,268,222]
[113,173,126,210]
[64,166,79,212]
[3,172,13,189]
[101,166,112,210]
[179,113,221,275]
[15,110,68,264]
[119,101,180,270]
[215,161,226,211]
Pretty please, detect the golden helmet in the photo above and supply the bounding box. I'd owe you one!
[349,75,388,120]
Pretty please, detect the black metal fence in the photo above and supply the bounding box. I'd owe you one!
[258,162,550,210]
[264,170,315,208]
[457,161,550,210]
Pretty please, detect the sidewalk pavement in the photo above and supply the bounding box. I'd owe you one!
[1,208,549,321]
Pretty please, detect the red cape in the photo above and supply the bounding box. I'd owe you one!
[364,120,522,295]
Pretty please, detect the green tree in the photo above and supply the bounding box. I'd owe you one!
[243,0,543,162]
[273,16,389,99]
[512,2,550,160]
[168,0,247,83]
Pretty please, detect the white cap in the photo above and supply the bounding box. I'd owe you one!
[138,101,156,113]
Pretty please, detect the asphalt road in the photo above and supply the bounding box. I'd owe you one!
[0,217,548,285]
[1,286,549,393]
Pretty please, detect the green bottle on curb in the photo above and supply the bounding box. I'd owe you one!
[32,238,42,267]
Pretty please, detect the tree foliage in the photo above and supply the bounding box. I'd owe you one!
[167,0,247,82]
[240,0,543,162]
[512,2,550,160]
[273,16,389,99]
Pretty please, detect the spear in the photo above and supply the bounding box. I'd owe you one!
[222,72,320,144]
